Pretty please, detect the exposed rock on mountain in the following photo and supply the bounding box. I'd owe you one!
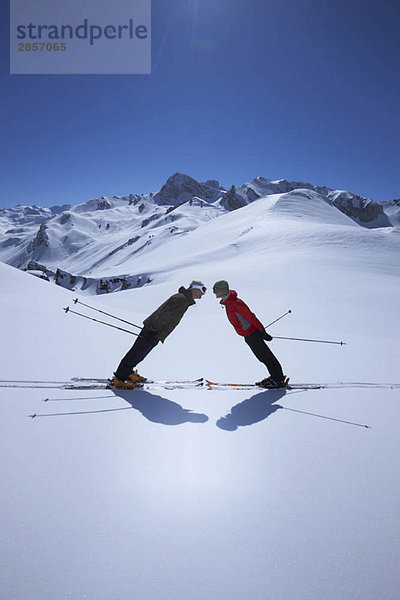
[29,223,50,250]
[23,261,153,294]
[153,172,224,206]
[328,191,391,228]
[0,172,395,295]
[219,185,247,210]
[382,199,400,226]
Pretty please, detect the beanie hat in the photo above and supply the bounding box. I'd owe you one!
[212,280,229,295]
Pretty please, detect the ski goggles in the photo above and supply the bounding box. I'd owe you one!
[190,284,207,293]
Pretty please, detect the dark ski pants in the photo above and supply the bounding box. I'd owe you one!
[115,327,159,381]
[244,330,284,382]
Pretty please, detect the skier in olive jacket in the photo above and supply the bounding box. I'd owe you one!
[113,280,206,387]
[212,280,286,388]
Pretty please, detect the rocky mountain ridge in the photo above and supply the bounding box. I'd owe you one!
[0,172,397,294]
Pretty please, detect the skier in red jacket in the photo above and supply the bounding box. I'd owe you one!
[212,280,286,388]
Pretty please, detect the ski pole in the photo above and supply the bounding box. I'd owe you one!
[273,335,346,345]
[282,406,370,429]
[265,309,292,328]
[72,298,142,330]
[63,307,140,336]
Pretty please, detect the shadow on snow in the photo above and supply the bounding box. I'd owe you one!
[113,389,208,425]
[216,389,287,431]
[32,388,371,429]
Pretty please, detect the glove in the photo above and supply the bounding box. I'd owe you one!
[262,329,273,341]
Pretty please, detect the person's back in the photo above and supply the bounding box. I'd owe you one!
[143,286,195,342]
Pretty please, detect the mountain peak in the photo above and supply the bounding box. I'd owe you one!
[0,172,397,295]
[153,173,223,206]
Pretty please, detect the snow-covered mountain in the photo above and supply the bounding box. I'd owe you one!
[1,178,399,600]
[0,172,396,294]
[382,198,400,226]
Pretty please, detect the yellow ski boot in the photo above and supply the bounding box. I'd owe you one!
[111,375,143,389]
[128,370,147,383]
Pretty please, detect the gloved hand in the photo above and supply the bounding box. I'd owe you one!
[262,329,273,341]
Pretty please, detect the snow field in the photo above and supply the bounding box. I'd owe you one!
[1,188,400,600]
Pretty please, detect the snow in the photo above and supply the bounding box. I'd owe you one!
[382,199,400,226]
[0,175,395,288]
[1,185,400,600]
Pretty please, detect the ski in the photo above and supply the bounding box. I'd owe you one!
[3,377,399,393]
[205,380,400,390]
[0,377,204,391]
[0,382,70,390]
[71,376,204,385]
[205,378,325,391]
[63,379,204,391]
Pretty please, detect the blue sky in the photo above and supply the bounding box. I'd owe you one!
[1,0,399,208]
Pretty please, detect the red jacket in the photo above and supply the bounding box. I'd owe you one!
[221,290,264,337]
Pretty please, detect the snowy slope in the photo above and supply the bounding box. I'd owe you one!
[109,189,398,292]
[0,190,227,292]
[1,188,400,600]
[0,173,394,295]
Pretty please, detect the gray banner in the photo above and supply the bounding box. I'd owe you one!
[10,0,151,74]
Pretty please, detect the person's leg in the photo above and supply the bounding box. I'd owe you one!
[244,330,284,382]
[114,328,159,380]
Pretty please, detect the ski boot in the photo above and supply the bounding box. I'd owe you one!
[111,375,144,389]
[128,370,147,383]
[256,376,289,389]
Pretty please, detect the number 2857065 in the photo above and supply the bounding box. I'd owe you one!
[18,43,67,51]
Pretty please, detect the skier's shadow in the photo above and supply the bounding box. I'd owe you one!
[216,389,287,431]
[113,389,208,426]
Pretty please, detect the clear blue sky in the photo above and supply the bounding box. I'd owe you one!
[1,0,399,208]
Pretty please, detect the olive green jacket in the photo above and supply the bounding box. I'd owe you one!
[143,286,195,342]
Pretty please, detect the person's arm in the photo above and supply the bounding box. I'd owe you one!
[235,299,264,331]
[235,300,273,339]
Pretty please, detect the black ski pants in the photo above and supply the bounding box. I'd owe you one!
[115,327,159,381]
[244,330,284,382]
